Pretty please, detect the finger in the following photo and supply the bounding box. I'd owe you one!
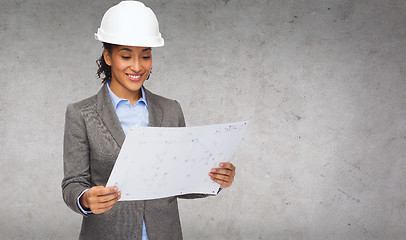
[209,173,232,182]
[91,186,119,196]
[94,198,119,209]
[89,191,121,205]
[219,162,235,171]
[98,186,119,196]
[90,194,120,213]
[210,168,232,176]
[92,202,116,214]
[210,176,232,188]
[97,191,121,203]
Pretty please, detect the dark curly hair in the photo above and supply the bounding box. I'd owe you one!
[96,42,151,84]
[96,42,114,84]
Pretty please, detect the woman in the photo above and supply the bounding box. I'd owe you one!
[62,1,236,239]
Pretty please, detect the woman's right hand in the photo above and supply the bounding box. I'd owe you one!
[80,186,121,214]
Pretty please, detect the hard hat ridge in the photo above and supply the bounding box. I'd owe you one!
[95,1,164,47]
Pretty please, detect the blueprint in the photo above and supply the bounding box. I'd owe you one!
[106,121,248,201]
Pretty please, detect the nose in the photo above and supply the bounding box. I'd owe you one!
[130,59,142,72]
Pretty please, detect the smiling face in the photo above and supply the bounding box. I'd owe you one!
[104,45,152,103]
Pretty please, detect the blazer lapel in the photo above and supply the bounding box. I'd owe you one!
[145,88,163,127]
[96,84,126,148]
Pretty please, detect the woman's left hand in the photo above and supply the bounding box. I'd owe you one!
[209,162,236,188]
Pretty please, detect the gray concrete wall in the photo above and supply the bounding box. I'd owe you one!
[1,0,405,239]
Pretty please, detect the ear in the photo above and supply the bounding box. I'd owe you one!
[103,49,112,66]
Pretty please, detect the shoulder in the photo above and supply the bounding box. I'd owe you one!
[144,88,186,127]
[144,88,182,110]
[69,94,97,112]
[66,83,107,115]
[65,92,99,124]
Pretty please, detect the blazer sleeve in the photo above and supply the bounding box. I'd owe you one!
[175,100,186,127]
[61,104,91,215]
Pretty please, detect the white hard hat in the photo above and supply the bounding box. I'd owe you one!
[95,1,164,47]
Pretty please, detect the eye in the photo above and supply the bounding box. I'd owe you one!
[121,56,131,60]
[142,56,152,59]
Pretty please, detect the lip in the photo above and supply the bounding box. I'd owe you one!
[126,73,143,82]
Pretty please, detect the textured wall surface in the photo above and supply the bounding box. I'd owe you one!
[1,0,405,239]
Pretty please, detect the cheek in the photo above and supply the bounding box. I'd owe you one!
[144,59,153,71]
[112,59,129,72]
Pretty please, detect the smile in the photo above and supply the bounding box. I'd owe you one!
[126,73,142,81]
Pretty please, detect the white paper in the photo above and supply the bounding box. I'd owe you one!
[106,121,248,201]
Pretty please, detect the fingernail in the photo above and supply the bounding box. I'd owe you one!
[114,187,118,191]
[220,163,224,167]
[211,168,216,172]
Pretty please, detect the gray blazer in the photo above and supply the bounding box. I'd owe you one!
[62,84,205,240]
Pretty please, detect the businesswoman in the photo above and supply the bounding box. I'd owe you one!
[62,1,236,239]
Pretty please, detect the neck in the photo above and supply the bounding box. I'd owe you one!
[109,81,142,105]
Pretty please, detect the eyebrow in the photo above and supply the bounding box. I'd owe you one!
[118,47,152,52]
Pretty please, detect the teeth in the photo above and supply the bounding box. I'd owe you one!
[127,74,141,80]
